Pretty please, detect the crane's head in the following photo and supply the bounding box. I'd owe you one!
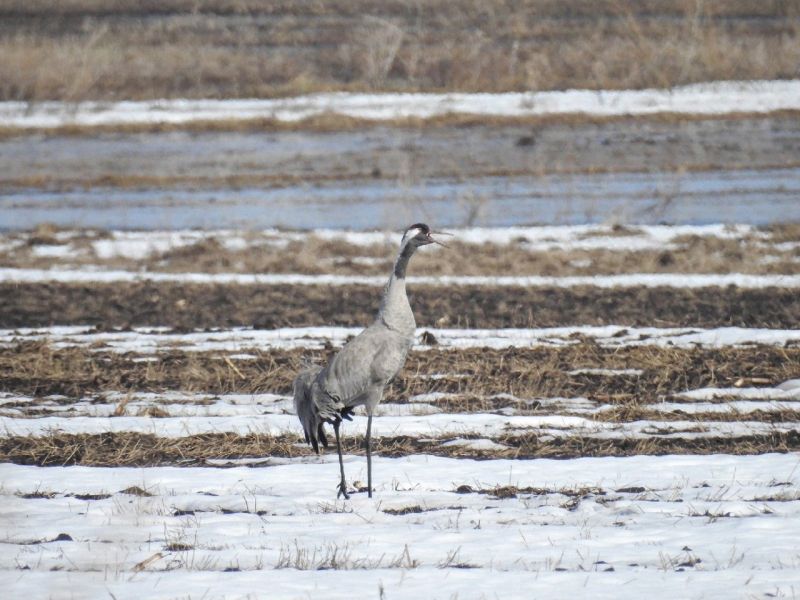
[402,223,450,248]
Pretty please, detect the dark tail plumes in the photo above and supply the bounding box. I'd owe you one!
[293,366,324,453]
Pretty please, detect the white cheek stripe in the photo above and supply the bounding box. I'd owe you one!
[404,227,424,242]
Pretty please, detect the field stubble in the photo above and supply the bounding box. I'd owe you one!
[1,1,799,101]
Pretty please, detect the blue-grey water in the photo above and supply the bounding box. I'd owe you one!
[1,168,798,230]
[2,122,799,230]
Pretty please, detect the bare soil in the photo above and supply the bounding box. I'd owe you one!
[1,282,797,330]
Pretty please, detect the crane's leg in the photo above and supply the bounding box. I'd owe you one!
[366,414,373,498]
[333,420,349,500]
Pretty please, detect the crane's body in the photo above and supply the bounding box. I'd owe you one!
[293,223,444,498]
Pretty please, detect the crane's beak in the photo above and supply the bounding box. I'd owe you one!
[428,230,452,248]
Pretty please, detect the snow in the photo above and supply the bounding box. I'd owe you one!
[3,325,799,353]
[2,267,799,289]
[3,453,800,599]
[91,231,208,259]
[3,406,797,440]
[29,244,74,258]
[441,437,510,451]
[677,386,800,401]
[648,400,800,414]
[778,379,800,391]
[567,368,644,376]
[3,80,800,129]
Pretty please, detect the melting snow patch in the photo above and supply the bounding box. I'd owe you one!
[441,438,509,451]
[4,268,799,289]
[30,244,75,258]
[3,81,800,128]
[778,379,800,391]
[568,368,644,376]
[677,387,800,401]
[647,400,800,414]
[3,325,800,353]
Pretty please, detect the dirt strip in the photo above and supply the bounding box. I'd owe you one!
[2,282,799,329]
[3,430,799,467]
[1,343,797,400]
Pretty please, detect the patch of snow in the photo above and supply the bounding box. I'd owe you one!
[647,400,800,414]
[3,81,800,129]
[371,403,441,417]
[2,267,799,288]
[568,368,644,376]
[441,437,509,451]
[1,408,797,440]
[778,379,800,391]
[3,325,799,353]
[91,231,213,260]
[417,373,471,380]
[677,387,800,401]
[29,244,75,258]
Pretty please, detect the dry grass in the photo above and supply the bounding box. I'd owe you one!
[1,342,797,403]
[1,1,798,101]
[2,429,799,467]
[4,225,799,277]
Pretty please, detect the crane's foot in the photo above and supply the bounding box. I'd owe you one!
[336,480,350,500]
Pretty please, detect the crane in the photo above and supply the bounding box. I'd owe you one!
[293,223,447,498]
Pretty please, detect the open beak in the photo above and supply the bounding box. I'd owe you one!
[428,230,452,248]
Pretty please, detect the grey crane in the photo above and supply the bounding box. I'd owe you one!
[293,223,447,498]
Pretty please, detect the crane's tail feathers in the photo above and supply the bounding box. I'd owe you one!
[340,406,355,421]
[293,366,325,454]
[317,423,329,448]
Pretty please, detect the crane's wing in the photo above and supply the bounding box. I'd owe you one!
[319,323,411,408]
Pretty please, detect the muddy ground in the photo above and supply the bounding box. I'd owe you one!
[4,115,800,191]
[1,282,797,329]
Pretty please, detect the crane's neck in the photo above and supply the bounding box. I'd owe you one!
[377,240,417,335]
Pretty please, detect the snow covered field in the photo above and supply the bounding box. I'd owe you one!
[1,222,798,599]
[2,80,800,129]
[3,454,800,599]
